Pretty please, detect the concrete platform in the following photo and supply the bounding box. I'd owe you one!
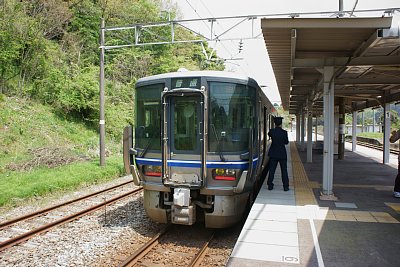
[228,133,400,267]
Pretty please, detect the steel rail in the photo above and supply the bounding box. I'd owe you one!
[119,225,171,267]
[0,188,142,252]
[344,138,399,154]
[355,140,399,154]
[188,231,215,267]
[0,180,133,230]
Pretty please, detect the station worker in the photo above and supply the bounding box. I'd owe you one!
[267,116,290,191]
[389,129,400,198]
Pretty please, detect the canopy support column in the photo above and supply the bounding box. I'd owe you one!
[322,66,336,199]
[383,102,391,164]
[352,110,357,152]
[315,116,318,142]
[296,113,300,142]
[301,109,305,151]
[338,97,345,160]
[307,104,313,163]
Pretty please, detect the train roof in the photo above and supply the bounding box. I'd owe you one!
[136,70,259,87]
[135,70,273,108]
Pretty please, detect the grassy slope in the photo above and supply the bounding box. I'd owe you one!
[0,97,124,207]
[356,132,383,140]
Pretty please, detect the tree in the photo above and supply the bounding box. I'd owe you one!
[1,0,225,139]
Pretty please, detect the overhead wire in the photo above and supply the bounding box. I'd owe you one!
[184,0,214,35]
[195,0,250,75]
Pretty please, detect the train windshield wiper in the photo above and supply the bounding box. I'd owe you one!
[139,127,153,158]
[140,139,152,158]
[211,124,225,162]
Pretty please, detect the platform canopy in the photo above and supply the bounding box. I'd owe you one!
[261,14,400,114]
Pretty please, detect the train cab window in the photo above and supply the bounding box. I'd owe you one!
[208,82,255,153]
[173,97,199,151]
[135,84,163,151]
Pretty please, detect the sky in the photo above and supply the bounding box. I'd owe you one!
[170,0,399,104]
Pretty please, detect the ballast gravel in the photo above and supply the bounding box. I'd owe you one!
[0,176,239,266]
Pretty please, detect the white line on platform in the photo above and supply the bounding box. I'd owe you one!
[309,218,325,267]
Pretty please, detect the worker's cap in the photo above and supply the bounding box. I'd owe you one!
[273,117,283,125]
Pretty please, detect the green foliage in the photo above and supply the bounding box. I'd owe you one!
[57,66,100,118]
[69,0,102,66]
[0,156,123,207]
[356,132,383,139]
[0,0,227,206]
[0,97,100,167]
[0,96,124,206]
[1,0,224,139]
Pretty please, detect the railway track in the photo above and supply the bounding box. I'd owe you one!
[119,225,215,267]
[0,180,142,252]
[354,140,399,154]
[188,231,215,267]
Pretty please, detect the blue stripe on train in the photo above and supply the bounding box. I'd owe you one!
[135,158,258,169]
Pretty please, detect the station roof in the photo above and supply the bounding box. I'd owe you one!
[261,14,400,114]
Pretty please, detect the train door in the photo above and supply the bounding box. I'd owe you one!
[161,91,205,188]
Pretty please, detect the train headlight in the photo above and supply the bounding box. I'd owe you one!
[215,168,225,175]
[212,169,236,181]
[225,169,236,176]
[143,165,162,177]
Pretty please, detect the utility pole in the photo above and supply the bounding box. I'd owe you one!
[99,18,106,166]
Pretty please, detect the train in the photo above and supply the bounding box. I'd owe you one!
[123,70,276,228]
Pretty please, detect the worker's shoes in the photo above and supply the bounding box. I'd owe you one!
[284,187,289,191]
[394,191,400,198]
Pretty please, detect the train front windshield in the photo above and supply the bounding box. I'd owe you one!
[209,82,255,153]
[135,80,256,155]
[135,84,163,151]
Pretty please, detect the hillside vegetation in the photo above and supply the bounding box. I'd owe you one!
[0,96,125,206]
[0,0,223,206]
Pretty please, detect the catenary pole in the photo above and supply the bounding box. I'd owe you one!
[99,18,106,166]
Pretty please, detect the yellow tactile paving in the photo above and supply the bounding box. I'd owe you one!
[335,215,357,222]
[385,202,400,212]
[354,216,377,223]
[333,184,393,191]
[351,211,372,217]
[308,181,320,189]
[332,210,353,216]
[314,210,399,223]
[370,211,392,217]
[290,142,318,206]
[307,183,393,191]
[289,142,399,224]
[374,216,399,223]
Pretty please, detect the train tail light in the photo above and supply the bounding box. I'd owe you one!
[143,165,162,177]
[213,168,236,181]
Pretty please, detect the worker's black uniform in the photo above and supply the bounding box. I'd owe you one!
[267,120,289,190]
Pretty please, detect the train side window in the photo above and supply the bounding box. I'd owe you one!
[208,82,255,153]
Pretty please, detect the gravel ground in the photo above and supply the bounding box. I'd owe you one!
[0,176,133,222]
[0,176,240,266]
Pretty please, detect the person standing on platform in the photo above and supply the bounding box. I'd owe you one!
[267,117,290,191]
[389,129,400,198]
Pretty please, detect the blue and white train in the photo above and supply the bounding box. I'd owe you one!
[123,70,276,228]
